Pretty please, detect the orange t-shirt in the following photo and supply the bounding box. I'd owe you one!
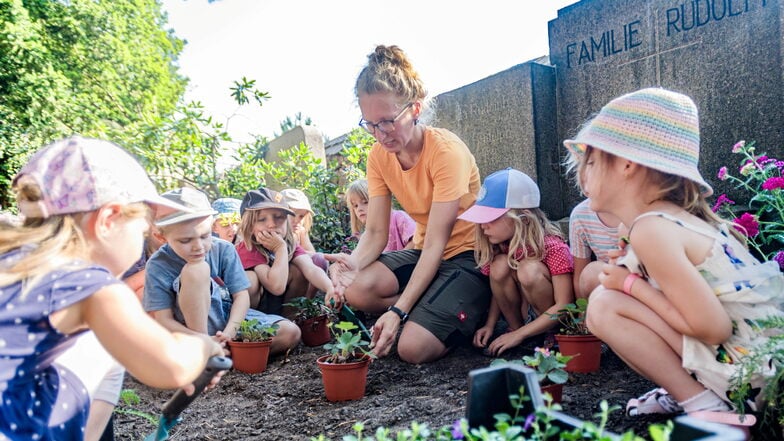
[367,127,481,259]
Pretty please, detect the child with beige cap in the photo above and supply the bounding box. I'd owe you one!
[280,188,329,274]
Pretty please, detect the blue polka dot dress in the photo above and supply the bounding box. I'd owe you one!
[1,247,119,440]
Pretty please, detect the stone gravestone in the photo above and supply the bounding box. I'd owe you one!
[434,60,565,219]
[549,0,784,209]
[266,125,326,164]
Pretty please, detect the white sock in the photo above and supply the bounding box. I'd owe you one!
[678,389,731,413]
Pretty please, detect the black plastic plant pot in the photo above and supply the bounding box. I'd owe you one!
[466,364,542,430]
[467,365,746,440]
[670,415,746,441]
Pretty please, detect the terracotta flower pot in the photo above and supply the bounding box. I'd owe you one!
[299,314,331,347]
[555,334,602,373]
[540,382,563,404]
[316,354,371,402]
[227,340,271,374]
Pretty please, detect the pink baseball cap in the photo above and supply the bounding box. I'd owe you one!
[458,168,540,224]
[13,136,188,218]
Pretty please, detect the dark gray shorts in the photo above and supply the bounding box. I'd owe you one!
[377,249,491,345]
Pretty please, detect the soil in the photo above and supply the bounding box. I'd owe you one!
[113,337,678,441]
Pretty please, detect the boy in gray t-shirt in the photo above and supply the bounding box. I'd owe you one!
[144,187,301,354]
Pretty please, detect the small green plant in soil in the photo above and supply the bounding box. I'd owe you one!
[285,296,332,322]
[493,347,573,386]
[322,321,375,363]
[114,389,157,426]
[233,318,278,342]
[312,385,666,440]
[550,298,591,336]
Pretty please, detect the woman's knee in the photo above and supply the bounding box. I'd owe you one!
[344,264,398,311]
[397,338,444,364]
[396,326,448,364]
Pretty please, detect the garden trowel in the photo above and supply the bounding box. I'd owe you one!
[144,356,233,441]
[329,299,372,342]
[340,305,372,342]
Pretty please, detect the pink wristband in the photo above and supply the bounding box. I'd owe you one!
[623,273,642,295]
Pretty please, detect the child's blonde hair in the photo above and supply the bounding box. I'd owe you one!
[579,146,745,243]
[345,178,370,235]
[238,208,296,262]
[474,208,564,270]
[0,178,148,293]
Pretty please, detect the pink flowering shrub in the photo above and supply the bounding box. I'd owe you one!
[713,141,784,269]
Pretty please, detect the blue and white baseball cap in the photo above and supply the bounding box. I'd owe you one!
[458,168,540,224]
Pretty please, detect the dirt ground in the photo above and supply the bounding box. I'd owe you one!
[112,337,677,441]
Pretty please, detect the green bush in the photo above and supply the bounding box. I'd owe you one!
[219,128,374,253]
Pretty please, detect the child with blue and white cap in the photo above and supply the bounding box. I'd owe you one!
[458,168,574,357]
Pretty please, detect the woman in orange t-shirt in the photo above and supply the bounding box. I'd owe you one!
[326,45,491,364]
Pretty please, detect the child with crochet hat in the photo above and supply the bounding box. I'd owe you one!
[211,197,242,244]
[0,137,224,440]
[144,187,301,356]
[564,87,783,424]
[236,188,336,315]
[458,168,574,357]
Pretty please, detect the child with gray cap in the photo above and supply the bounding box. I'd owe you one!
[144,187,301,356]
[236,188,336,314]
[458,168,574,357]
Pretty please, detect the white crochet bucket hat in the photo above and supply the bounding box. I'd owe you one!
[563,88,713,196]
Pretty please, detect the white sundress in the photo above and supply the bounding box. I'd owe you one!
[619,211,784,410]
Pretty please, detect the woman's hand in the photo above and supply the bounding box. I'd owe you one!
[370,311,400,358]
[324,253,358,307]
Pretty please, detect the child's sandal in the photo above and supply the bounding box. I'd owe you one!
[626,388,684,416]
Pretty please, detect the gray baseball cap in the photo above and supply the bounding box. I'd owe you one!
[155,187,218,227]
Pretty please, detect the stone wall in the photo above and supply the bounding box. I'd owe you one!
[434,60,569,218]
[266,125,326,163]
[548,0,784,211]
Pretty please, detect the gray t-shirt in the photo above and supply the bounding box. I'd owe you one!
[144,239,279,335]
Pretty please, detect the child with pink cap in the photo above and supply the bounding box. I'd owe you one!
[0,137,223,440]
[564,87,783,425]
[458,168,574,357]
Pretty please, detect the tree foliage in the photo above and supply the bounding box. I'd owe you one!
[0,0,186,207]
[0,0,374,255]
[219,128,375,253]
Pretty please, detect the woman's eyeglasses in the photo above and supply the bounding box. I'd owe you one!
[358,102,412,135]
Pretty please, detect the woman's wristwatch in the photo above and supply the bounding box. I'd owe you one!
[387,305,409,323]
